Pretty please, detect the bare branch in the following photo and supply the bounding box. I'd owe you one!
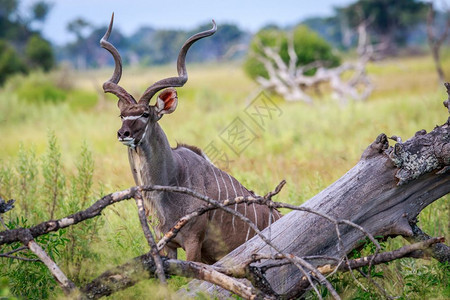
[1,245,28,255]
[18,231,76,295]
[134,193,167,285]
[320,237,444,275]
[0,187,138,246]
[80,253,271,300]
[0,245,40,262]
[0,253,41,262]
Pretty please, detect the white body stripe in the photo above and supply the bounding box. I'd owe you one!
[252,203,258,228]
[211,166,221,220]
[227,174,238,232]
[238,184,252,241]
[219,171,229,223]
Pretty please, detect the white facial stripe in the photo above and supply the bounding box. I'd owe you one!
[122,115,141,121]
[122,115,148,123]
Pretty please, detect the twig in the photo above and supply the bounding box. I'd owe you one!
[0,187,138,246]
[285,237,444,297]
[0,253,41,262]
[134,193,167,285]
[1,245,28,255]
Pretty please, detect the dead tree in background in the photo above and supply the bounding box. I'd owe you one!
[427,2,450,84]
[254,21,381,104]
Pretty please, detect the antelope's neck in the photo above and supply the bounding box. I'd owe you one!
[128,123,177,187]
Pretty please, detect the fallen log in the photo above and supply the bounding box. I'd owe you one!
[183,86,450,298]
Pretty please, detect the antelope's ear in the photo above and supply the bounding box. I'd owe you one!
[155,88,178,117]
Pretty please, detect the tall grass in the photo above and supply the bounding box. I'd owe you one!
[0,54,448,298]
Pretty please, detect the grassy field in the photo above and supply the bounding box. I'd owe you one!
[0,53,449,299]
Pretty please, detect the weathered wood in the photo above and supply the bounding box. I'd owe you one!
[17,230,77,295]
[184,112,450,297]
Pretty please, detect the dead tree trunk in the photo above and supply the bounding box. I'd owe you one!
[183,98,450,298]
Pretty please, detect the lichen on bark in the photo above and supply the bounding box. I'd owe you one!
[389,119,449,185]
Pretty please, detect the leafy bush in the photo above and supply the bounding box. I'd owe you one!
[12,73,67,104]
[0,40,27,85]
[5,71,98,108]
[25,35,54,72]
[243,25,340,80]
[0,132,100,297]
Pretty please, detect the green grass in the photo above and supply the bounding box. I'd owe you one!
[0,53,449,299]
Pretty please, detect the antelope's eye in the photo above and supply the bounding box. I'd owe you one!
[142,113,149,118]
[119,115,124,119]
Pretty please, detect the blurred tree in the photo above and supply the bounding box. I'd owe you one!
[0,0,28,42]
[87,26,128,67]
[61,24,128,69]
[0,0,54,84]
[336,0,428,53]
[66,17,92,69]
[260,23,281,31]
[426,2,449,83]
[25,34,54,71]
[133,22,248,65]
[186,23,249,62]
[0,39,27,84]
[148,29,186,64]
[0,0,18,17]
[244,25,340,80]
[129,26,156,65]
[30,1,51,23]
[61,20,248,68]
[67,18,91,41]
[301,16,345,49]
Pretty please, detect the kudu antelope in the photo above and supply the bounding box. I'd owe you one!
[101,14,281,263]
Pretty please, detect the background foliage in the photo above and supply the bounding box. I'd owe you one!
[243,25,341,80]
[0,0,54,84]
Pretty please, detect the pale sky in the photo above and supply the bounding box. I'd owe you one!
[22,0,355,45]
